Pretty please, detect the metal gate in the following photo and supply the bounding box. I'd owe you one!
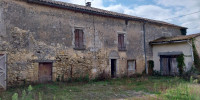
[0,54,6,90]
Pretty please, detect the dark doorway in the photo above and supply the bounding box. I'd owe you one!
[111,59,116,78]
[38,62,52,83]
[160,55,179,76]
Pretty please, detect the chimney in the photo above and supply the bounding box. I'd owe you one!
[86,2,91,7]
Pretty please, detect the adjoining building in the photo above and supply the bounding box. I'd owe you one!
[150,33,200,75]
[0,0,188,90]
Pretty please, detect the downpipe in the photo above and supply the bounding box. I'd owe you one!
[143,22,148,74]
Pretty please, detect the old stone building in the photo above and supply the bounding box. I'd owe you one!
[0,0,187,89]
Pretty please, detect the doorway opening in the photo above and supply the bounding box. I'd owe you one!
[160,55,179,76]
[111,59,116,78]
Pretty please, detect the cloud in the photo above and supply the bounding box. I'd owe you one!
[155,0,200,34]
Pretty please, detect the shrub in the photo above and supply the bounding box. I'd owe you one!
[56,75,61,82]
[73,74,90,82]
[95,70,110,81]
[153,70,161,76]
[28,85,33,92]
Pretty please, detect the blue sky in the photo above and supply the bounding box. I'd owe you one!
[56,0,200,34]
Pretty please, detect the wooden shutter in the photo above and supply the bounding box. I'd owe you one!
[79,30,84,48]
[121,34,125,49]
[118,34,125,50]
[75,29,79,48]
[118,34,122,49]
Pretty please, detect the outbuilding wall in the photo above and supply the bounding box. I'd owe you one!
[152,42,193,72]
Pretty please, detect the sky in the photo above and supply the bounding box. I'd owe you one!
[55,0,200,35]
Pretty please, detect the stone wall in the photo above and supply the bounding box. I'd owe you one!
[0,0,183,86]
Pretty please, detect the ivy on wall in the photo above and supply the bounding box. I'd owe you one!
[177,54,185,75]
[192,39,200,71]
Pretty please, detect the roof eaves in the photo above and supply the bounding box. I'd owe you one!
[150,39,189,45]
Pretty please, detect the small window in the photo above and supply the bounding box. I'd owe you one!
[74,29,85,49]
[118,34,126,51]
[128,60,136,71]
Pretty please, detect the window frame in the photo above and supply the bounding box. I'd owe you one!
[127,60,136,71]
[73,27,86,50]
[118,32,127,51]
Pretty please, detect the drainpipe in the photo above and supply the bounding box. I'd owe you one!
[143,21,148,74]
[187,40,194,62]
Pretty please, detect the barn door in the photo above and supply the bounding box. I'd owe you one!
[0,54,6,90]
[160,58,169,75]
[170,58,179,75]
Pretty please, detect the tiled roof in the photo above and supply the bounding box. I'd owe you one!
[150,33,200,44]
[27,0,187,29]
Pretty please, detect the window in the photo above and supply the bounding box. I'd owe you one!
[118,34,126,51]
[74,29,84,49]
[128,60,136,71]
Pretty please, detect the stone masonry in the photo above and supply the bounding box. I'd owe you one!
[0,0,186,86]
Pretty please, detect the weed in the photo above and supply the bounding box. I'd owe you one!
[12,93,18,100]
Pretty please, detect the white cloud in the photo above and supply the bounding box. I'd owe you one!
[156,0,200,34]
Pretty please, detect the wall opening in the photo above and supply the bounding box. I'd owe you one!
[38,62,53,83]
[111,59,117,78]
[127,60,136,76]
[160,55,179,76]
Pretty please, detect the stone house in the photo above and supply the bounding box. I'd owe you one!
[0,0,187,90]
[150,33,200,75]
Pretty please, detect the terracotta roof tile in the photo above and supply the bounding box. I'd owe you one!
[150,33,200,44]
[27,0,187,29]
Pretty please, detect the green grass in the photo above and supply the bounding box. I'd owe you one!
[0,76,199,100]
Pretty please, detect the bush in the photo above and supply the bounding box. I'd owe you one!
[73,74,90,82]
[94,70,110,81]
[153,70,161,76]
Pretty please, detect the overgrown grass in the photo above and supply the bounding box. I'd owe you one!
[0,76,199,100]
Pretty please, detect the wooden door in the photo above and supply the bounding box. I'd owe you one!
[170,58,179,75]
[0,54,6,90]
[161,58,170,75]
[38,63,52,83]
